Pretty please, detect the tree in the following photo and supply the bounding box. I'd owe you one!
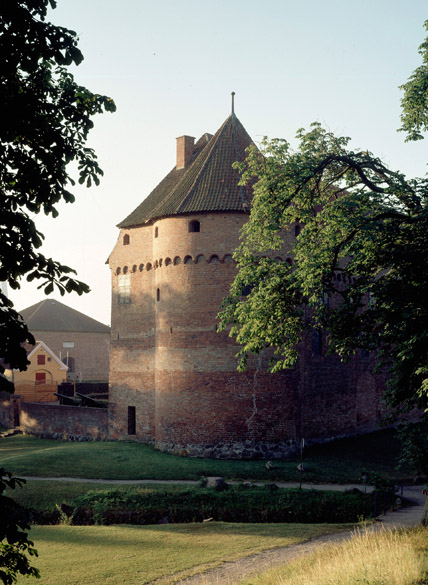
[399,20,428,141]
[0,469,40,585]
[218,22,428,416]
[0,0,116,373]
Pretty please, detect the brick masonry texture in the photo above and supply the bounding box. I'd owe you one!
[0,393,107,440]
[0,392,19,428]
[20,402,108,440]
[108,210,386,458]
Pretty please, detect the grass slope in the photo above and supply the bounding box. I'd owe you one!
[0,429,414,483]
[16,523,348,585]
[238,526,428,585]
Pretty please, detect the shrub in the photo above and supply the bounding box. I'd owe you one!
[30,486,385,526]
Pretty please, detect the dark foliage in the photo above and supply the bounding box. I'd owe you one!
[0,0,115,373]
[0,469,39,585]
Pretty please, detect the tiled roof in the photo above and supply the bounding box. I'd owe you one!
[118,113,253,228]
[19,299,110,333]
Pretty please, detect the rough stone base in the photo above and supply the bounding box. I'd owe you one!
[22,430,101,442]
[154,440,298,459]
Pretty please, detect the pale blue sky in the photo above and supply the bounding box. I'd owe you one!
[10,0,428,325]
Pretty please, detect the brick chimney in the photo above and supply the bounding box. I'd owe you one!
[176,135,195,169]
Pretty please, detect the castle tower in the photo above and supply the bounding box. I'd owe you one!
[108,107,384,458]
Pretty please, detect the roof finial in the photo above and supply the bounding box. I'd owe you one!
[231,91,235,115]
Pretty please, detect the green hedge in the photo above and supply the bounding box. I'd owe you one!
[31,485,387,526]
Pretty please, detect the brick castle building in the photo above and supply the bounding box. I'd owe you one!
[108,107,385,458]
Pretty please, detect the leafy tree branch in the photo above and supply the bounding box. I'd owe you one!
[0,0,116,373]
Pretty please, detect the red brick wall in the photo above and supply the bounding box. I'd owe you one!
[20,402,108,440]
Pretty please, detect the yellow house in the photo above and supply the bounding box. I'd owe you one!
[8,340,68,402]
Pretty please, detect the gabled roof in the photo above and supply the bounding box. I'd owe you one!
[19,299,110,334]
[25,340,68,371]
[118,113,253,229]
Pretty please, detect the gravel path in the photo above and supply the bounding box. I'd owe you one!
[173,485,426,585]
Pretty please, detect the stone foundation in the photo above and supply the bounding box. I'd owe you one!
[154,439,298,459]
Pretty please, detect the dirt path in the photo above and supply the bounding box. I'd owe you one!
[173,485,426,585]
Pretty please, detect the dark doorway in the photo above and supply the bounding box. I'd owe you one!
[128,406,136,435]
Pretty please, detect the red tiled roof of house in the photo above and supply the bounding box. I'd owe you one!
[117,113,253,228]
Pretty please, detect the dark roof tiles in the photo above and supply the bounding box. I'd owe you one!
[19,299,110,333]
[117,114,253,228]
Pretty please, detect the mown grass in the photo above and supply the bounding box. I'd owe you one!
[9,480,151,511]
[15,522,349,585]
[0,428,414,483]
[238,526,428,585]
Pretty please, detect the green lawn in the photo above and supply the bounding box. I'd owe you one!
[16,523,349,585]
[0,429,413,483]
[9,480,185,511]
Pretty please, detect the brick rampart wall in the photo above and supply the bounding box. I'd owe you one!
[20,402,108,440]
[0,392,20,428]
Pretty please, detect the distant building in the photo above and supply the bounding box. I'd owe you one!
[6,340,68,402]
[19,299,110,382]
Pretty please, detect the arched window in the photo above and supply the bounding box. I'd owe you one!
[123,266,129,274]
[184,255,193,264]
[173,256,181,265]
[123,234,130,245]
[165,257,172,266]
[223,254,234,264]
[154,226,159,238]
[209,255,220,264]
[195,254,206,264]
[139,263,144,272]
[132,265,137,273]
[146,263,152,271]
[116,267,121,275]
[189,220,200,233]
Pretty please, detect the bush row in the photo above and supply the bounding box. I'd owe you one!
[30,485,391,526]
